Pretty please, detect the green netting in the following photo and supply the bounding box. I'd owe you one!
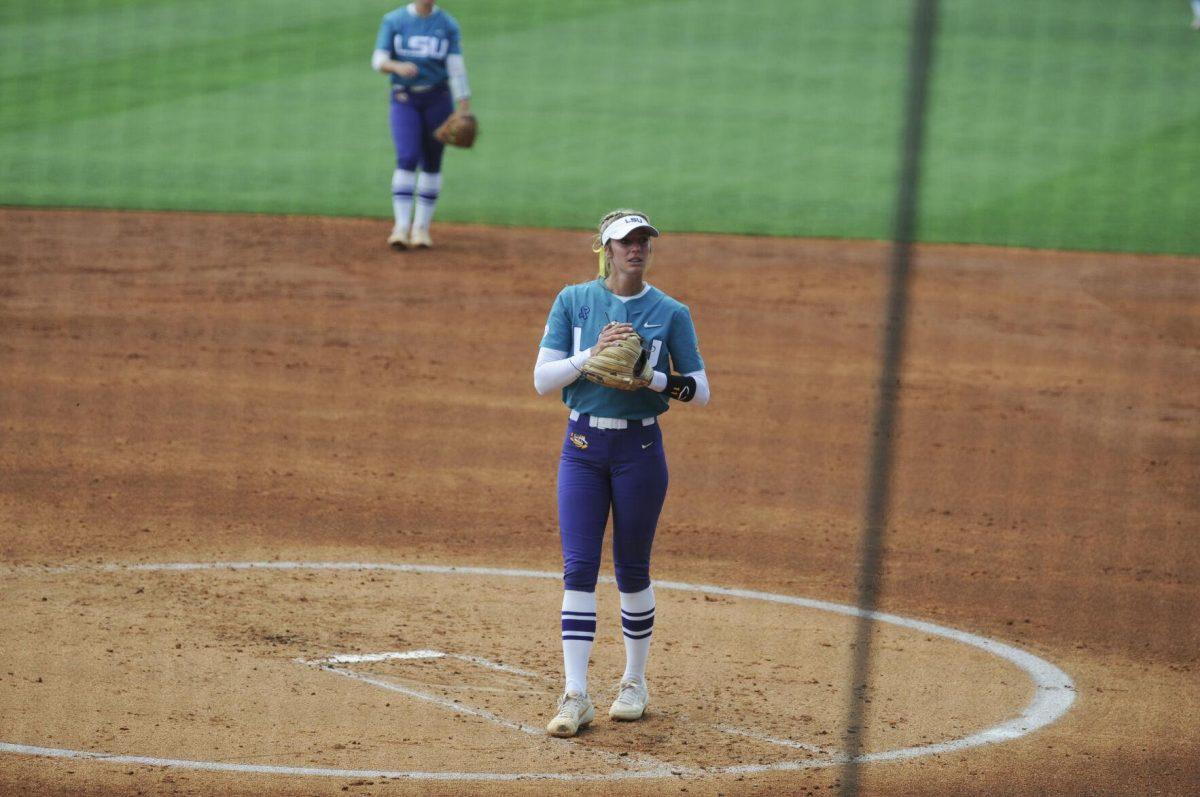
[1,0,1197,252]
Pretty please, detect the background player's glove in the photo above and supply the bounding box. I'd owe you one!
[434,113,478,148]
[581,333,653,391]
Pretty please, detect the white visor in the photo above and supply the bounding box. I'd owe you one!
[601,214,660,245]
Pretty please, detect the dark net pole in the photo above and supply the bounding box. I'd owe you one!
[839,2,939,796]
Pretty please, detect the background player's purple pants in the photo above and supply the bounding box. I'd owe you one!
[557,415,669,593]
[389,86,453,173]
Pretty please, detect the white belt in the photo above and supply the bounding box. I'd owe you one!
[569,410,656,430]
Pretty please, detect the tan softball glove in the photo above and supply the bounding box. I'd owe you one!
[581,333,653,391]
[434,112,478,148]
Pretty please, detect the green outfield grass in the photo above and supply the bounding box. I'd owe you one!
[1,0,1197,254]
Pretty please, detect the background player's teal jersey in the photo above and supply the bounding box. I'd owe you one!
[375,5,463,89]
[541,280,704,420]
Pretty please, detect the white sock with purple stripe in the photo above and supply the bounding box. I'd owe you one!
[619,585,655,682]
[391,169,416,231]
[560,590,596,695]
[412,172,442,231]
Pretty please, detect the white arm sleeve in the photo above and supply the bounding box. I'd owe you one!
[649,368,711,406]
[372,49,390,72]
[687,369,711,406]
[534,347,590,395]
[447,53,471,101]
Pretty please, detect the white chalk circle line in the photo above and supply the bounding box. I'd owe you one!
[0,561,1076,781]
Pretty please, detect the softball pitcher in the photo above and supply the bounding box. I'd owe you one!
[372,1,471,249]
[533,209,711,737]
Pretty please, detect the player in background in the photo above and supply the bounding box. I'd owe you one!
[533,209,711,737]
[1192,0,1200,30]
[372,1,471,249]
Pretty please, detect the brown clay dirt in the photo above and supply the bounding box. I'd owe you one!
[0,207,1197,796]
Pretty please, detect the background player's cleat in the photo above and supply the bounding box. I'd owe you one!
[546,691,594,737]
[608,677,649,721]
[387,226,410,249]
[411,226,433,249]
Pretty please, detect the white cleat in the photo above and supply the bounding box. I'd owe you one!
[546,691,595,737]
[608,677,649,721]
[387,226,410,249]
[410,226,434,249]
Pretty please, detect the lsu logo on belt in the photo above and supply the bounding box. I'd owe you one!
[569,433,588,450]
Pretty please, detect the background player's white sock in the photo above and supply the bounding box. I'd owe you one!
[412,172,442,231]
[619,585,655,682]
[1193,0,1200,20]
[560,590,596,695]
[391,169,416,231]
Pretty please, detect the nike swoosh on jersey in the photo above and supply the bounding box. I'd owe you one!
[642,442,654,449]
[644,323,663,328]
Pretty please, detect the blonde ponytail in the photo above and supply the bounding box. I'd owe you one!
[591,237,607,277]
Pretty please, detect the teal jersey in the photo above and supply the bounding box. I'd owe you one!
[375,5,463,89]
[540,280,705,420]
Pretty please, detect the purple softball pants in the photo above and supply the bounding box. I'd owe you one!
[557,414,669,593]
[389,85,454,173]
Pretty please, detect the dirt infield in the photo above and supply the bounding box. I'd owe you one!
[1,208,1197,796]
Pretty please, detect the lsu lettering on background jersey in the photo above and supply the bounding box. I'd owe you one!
[541,280,705,420]
[375,4,463,89]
